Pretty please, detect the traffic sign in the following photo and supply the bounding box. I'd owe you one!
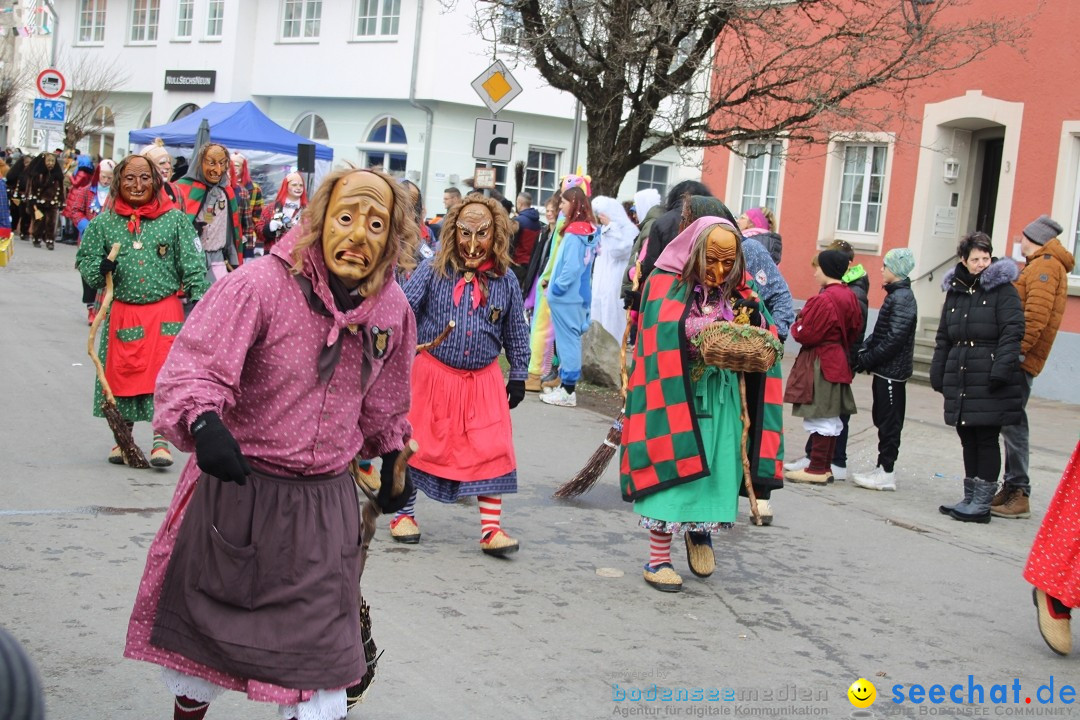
[472,118,514,162]
[470,60,522,115]
[473,167,497,190]
[32,99,66,127]
[36,68,66,99]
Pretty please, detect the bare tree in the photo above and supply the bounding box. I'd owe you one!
[465,0,1025,196]
[0,59,35,122]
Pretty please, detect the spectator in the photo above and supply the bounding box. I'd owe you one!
[509,192,543,289]
[783,249,863,485]
[589,195,637,341]
[932,232,1025,524]
[851,248,918,491]
[993,215,1075,519]
[636,180,713,295]
[738,206,783,265]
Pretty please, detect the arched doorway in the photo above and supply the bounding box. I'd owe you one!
[171,103,200,121]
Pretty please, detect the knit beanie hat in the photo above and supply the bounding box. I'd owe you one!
[1022,215,1063,246]
[0,627,46,720]
[883,248,915,279]
[817,249,848,280]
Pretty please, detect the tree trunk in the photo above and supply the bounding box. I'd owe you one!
[583,115,637,198]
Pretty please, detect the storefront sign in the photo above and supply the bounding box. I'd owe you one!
[164,70,216,92]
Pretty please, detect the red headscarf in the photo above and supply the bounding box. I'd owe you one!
[112,187,173,236]
[273,172,308,208]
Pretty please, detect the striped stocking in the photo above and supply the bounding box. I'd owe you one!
[394,487,418,520]
[173,695,209,720]
[648,530,673,568]
[478,495,502,538]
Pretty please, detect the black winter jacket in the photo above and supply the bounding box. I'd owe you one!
[844,268,870,370]
[930,259,1025,427]
[857,277,917,381]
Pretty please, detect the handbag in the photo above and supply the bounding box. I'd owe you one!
[0,232,13,267]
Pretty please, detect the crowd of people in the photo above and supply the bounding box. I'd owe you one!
[2,144,1075,718]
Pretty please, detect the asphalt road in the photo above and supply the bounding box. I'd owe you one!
[2,240,1078,719]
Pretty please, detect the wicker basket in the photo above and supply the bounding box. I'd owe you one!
[696,321,782,373]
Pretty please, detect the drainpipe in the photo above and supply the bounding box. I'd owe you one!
[408,0,434,200]
[43,0,58,67]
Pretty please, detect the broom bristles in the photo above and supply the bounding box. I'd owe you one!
[554,414,623,498]
[102,400,150,468]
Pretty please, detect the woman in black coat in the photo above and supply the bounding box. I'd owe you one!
[931,232,1024,523]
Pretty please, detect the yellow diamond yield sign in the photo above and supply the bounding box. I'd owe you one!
[482,73,513,103]
[471,60,523,114]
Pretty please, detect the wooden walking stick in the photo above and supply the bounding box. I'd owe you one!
[87,243,150,469]
[416,320,455,353]
[739,373,762,526]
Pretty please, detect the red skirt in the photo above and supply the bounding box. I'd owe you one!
[1024,440,1080,606]
[105,295,184,397]
[407,352,516,482]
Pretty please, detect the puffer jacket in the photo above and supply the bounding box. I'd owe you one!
[843,265,870,369]
[857,277,917,381]
[1015,237,1074,376]
[930,259,1025,427]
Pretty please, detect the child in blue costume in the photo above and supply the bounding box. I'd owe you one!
[540,185,598,408]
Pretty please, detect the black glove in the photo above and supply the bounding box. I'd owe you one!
[732,297,763,327]
[99,256,117,276]
[988,378,1006,393]
[192,411,251,485]
[507,379,525,409]
[377,450,414,515]
[622,289,640,311]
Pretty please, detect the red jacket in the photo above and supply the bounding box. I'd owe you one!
[791,282,862,384]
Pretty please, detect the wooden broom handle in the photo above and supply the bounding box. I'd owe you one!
[416,320,455,353]
[87,244,121,404]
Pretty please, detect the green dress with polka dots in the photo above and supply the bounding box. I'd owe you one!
[76,208,209,422]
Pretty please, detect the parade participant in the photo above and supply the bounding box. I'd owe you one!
[540,185,598,408]
[75,155,209,467]
[398,179,437,271]
[142,142,180,204]
[620,216,783,593]
[7,154,31,235]
[23,152,66,250]
[230,152,263,258]
[65,159,115,325]
[175,143,242,284]
[261,172,307,255]
[783,249,863,485]
[124,166,418,720]
[392,194,528,553]
[1025,438,1080,656]
[590,195,637,342]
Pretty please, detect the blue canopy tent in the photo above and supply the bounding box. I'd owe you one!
[129,101,333,195]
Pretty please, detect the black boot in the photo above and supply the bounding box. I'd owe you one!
[939,477,974,515]
[950,478,995,523]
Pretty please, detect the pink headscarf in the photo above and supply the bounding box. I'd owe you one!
[744,207,768,231]
[655,216,739,274]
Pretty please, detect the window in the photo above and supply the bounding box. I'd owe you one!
[282,0,321,39]
[361,116,407,177]
[77,0,107,44]
[206,0,224,37]
[837,144,888,234]
[1070,152,1080,265]
[129,0,160,42]
[171,103,199,121]
[474,162,508,197]
[636,162,669,197]
[499,8,522,45]
[740,142,783,214]
[356,0,400,38]
[141,109,152,128]
[524,149,560,204]
[294,112,329,141]
[176,0,193,38]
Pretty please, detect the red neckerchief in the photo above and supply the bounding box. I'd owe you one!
[453,259,496,309]
[112,189,172,235]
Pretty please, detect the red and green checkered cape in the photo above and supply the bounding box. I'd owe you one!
[620,271,785,501]
[174,178,243,262]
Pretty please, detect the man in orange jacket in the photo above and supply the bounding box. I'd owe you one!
[993,215,1076,519]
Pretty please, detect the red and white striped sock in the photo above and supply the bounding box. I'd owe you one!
[648,530,673,568]
[478,495,502,538]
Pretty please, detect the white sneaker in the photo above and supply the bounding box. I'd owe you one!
[852,466,896,491]
[831,464,848,481]
[540,387,577,407]
[783,456,810,472]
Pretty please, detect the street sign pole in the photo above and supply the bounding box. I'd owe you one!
[484,110,495,199]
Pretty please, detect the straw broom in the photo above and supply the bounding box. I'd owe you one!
[87,243,150,469]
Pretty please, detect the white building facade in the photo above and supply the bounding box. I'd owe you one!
[29,0,702,212]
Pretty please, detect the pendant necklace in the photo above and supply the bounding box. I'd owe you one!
[132,235,143,250]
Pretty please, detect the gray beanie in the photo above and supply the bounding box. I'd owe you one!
[0,627,46,720]
[1022,215,1063,246]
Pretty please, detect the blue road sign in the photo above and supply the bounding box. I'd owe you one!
[33,98,66,123]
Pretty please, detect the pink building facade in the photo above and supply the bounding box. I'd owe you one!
[703,1,1080,401]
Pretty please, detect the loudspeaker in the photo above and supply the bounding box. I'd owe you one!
[297,143,316,174]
